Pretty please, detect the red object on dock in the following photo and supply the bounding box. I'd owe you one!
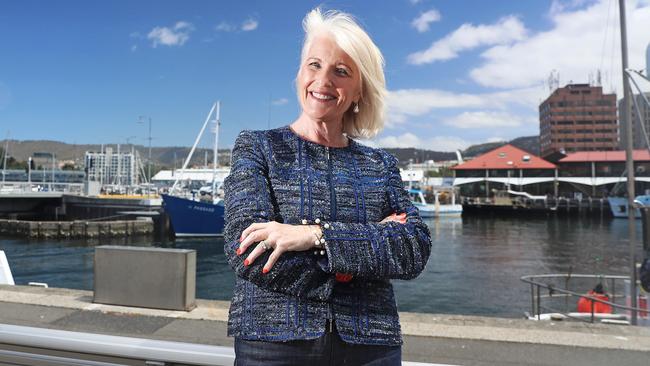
[577,291,613,313]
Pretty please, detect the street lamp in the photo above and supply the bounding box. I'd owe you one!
[27,157,32,185]
[137,116,152,185]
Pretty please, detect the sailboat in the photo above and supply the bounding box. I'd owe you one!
[607,41,650,218]
[161,102,225,237]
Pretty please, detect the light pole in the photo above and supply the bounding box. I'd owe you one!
[27,157,32,186]
[137,116,152,185]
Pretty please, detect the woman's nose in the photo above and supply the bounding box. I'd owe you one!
[315,71,333,87]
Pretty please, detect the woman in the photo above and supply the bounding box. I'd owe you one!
[224,8,432,365]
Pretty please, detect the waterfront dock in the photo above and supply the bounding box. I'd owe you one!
[0,218,154,238]
[462,196,612,217]
[0,193,170,238]
[1,285,649,366]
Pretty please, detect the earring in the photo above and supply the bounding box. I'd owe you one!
[353,103,359,114]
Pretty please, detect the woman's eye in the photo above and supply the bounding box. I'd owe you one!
[308,62,320,69]
[336,68,349,76]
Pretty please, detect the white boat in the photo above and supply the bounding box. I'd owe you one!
[408,189,462,218]
[607,195,650,218]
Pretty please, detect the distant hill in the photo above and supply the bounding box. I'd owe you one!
[0,140,231,168]
[1,135,541,168]
[383,148,457,166]
[462,136,540,158]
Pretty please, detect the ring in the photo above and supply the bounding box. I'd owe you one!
[260,241,270,251]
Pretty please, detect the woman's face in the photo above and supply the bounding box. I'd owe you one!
[297,34,361,125]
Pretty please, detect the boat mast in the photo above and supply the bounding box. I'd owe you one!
[171,102,218,193]
[619,0,638,325]
[1,135,8,188]
[212,101,220,197]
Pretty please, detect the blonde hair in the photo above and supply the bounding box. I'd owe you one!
[298,8,386,139]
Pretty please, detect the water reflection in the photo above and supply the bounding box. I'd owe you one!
[0,215,644,318]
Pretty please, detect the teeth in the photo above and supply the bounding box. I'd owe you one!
[311,92,335,101]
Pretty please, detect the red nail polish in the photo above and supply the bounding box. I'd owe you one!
[262,268,269,274]
[244,259,250,266]
[236,248,242,255]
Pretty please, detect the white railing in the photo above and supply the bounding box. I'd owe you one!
[0,181,84,195]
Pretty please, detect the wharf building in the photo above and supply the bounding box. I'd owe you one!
[452,144,650,199]
[618,92,650,149]
[539,84,618,157]
[84,147,142,187]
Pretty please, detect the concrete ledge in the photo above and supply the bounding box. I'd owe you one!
[0,219,153,238]
[1,285,650,365]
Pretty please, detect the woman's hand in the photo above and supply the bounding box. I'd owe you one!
[381,212,406,224]
[237,221,317,273]
[238,212,406,273]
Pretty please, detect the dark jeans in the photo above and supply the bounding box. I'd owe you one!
[234,324,401,366]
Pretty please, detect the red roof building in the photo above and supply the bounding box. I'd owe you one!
[454,144,556,171]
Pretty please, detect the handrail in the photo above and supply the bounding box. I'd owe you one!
[521,273,648,323]
[0,323,234,366]
[0,323,446,366]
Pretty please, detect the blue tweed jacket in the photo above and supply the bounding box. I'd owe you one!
[223,126,431,346]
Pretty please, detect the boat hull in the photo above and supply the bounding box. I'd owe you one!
[607,195,650,218]
[415,203,463,218]
[161,194,225,237]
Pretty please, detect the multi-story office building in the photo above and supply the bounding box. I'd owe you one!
[618,93,650,149]
[539,84,618,157]
[85,147,141,186]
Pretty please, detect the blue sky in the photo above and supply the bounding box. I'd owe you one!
[1,0,650,151]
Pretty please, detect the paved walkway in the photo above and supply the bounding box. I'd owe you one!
[1,285,650,365]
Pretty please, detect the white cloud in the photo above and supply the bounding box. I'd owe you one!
[549,0,593,16]
[216,18,259,32]
[372,133,471,151]
[385,86,545,127]
[443,111,522,129]
[409,0,422,4]
[216,22,236,32]
[271,98,288,106]
[487,137,506,143]
[147,21,194,47]
[387,89,489,122]
[411,9,441,33]
[241,18,259,31]
[131,45,137,52]
[469,0,650,89]
[408,16,527,64]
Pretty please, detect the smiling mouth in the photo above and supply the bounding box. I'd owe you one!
[310,91,336,101]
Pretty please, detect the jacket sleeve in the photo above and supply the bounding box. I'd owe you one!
[320,151,432,280]
[223,130,333,301]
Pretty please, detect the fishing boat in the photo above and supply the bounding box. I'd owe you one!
[161,102,225,237]
[408,188,463,218]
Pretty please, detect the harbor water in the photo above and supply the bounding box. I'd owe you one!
[1,215,644,318]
